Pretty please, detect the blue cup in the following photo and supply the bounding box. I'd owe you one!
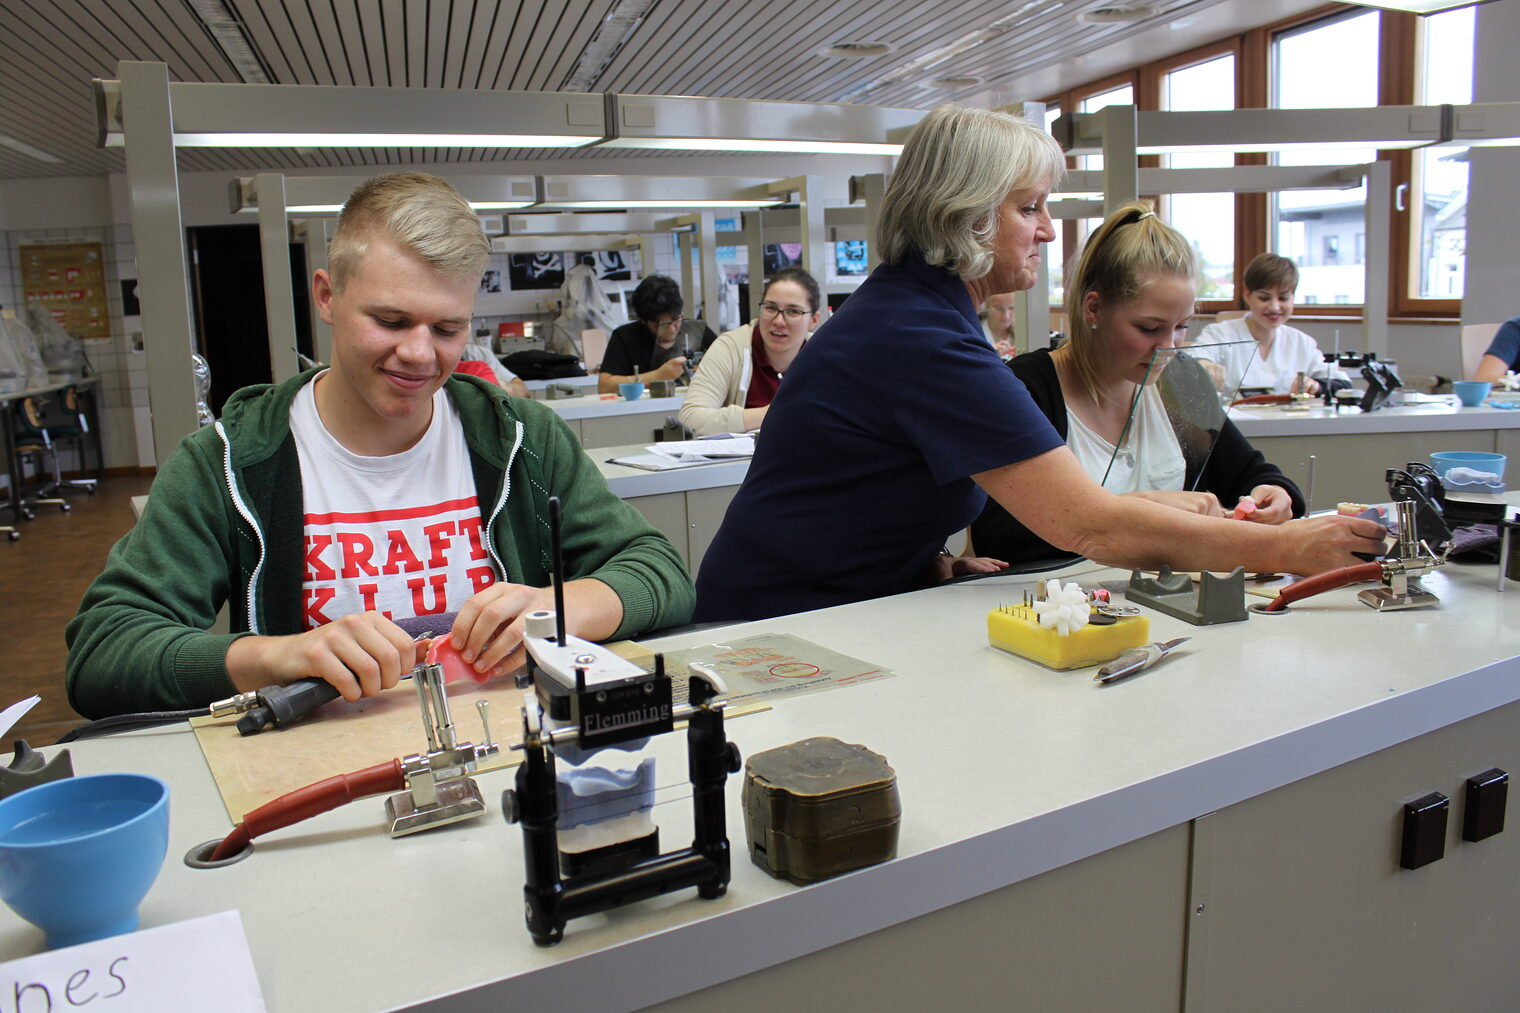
[1452,380,1492,407]
[618,381,646,401]
[0,773,169,949]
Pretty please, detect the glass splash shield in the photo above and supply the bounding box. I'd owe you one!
[1099,338,1254,493]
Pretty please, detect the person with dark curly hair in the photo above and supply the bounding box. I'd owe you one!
[598,274,716,393]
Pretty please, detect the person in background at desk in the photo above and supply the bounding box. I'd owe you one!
[597,274,718,394]
[982,291,1018,358]
[968,202,1304,569]
[678,267,820,436]
[1473,315,1520,383]
[65,172,693,718]
[1191,253,1350,395]
[691,104,1382,625]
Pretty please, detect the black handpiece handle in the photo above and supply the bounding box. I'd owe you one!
[236,677,341,736]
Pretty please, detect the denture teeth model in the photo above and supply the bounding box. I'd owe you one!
[1034,579,1090,636]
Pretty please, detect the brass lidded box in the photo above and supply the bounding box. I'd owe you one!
[742,736,900,884]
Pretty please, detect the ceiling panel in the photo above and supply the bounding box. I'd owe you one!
[1,0,1318,182]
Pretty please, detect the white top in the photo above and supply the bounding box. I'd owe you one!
[290,377,492,626]
[1066,384,1186,493]
[1193,316,1349,394]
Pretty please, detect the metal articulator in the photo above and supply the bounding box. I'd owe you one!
[384,662,499,837]
[501,497,741,946]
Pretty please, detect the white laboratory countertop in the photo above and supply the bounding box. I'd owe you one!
[522,375,598,391]
[592,443,751,498]
[11,560,1520,1011]
[1231,397,1520,437]
[540,392,683,421]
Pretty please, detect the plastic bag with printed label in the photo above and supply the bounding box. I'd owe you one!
[24,303,89,382]
[0,313,47,393]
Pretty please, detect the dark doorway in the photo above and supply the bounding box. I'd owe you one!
[188,224,312,415]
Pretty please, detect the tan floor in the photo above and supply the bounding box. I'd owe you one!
[2,472,155,747]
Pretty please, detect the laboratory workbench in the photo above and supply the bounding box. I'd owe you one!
[541,392,684,449]
[590,442,748,574]
[12,559,1520,1011]
[1231,398,1520,509]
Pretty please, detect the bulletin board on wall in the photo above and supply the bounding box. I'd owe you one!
[19,240,110,339]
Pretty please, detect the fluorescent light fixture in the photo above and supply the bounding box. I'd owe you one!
[0,133,61,164]
[232,173,541,215]
[164,132,599,148]
[96,78,607,151]
[538,175,788,212]
[607,137,903,155]
[1055,106,1448,156]
[601,94,919,156]
[546,199,781,209]
[1341,0,1482,12]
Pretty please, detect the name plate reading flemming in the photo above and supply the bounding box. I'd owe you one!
[0,910,265,1011]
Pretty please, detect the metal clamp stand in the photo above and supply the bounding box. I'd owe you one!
[384,662,498,837]
[1360,500,1446,611]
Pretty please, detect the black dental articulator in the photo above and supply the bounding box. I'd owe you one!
[501,496,741,946]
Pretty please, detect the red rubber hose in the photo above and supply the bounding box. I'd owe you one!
[209,757,406,861]
[1262,562,1383,612]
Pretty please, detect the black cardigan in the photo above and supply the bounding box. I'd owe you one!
[969,348,1306,569]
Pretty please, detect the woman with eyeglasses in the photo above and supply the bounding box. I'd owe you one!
[693,104,1383,624]
[679,267,821,436]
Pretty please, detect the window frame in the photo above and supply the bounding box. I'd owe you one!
[1044,2,1454,321]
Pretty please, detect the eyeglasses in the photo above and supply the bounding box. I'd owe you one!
[650,315,683,331]
[759,302,810,321]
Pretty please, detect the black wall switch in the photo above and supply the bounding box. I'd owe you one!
[1463,768,1508,843]
[1401,792,1449,870]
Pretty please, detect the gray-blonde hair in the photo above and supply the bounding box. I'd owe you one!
[875,104,1065,280]
[328,172,489,291]
[1064,200,1197,402]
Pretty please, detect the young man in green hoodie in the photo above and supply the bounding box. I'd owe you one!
[67,173,694,718]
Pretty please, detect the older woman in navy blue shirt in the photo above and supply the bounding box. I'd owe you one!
[694,104,1384,623]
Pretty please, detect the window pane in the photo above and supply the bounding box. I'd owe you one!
[1078,85,1134,172]
[1163,55,1236,302]
[1271,11,1380,307]
[1415,7,1474,299]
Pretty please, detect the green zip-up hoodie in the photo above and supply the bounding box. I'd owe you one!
[66,370,694,718]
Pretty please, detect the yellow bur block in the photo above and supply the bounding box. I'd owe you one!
[987,604,1150,670]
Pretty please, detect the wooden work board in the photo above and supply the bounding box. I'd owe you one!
[190,642,767,823]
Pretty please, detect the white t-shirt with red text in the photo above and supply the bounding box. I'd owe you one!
[289,377,496,630]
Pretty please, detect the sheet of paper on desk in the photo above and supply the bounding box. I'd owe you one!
[647,436,755,462]
[607,452,719,471]
[661,633,895,705]
[0,695,39,739]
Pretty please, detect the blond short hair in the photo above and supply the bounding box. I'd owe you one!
[1064,200,1197,403]
[875,104,1065,280]
[327,172,489,291]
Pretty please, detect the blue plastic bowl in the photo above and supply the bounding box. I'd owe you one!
[1430,451,1506,485]
[0,773,169,949]
[1451,381,1492,407]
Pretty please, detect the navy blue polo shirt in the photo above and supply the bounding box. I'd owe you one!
[694,252,1063,622]
[1484,317,1520,371]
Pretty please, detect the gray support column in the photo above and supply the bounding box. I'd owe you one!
[1362,160,1390,359]
[798,174,826,280]
[855,173,887,273]
[302,219,333,364]
[119,60,198,467]
[743,211,765,322]
[696,210,720,326]
[677,230,695,315]
[1014,256,1051,354]
[256,173,299,382]
[1100,105,1140,215]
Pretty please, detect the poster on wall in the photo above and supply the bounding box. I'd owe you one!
[571,250,636,281]
[20,241,109,339]
[508,253,565,290]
